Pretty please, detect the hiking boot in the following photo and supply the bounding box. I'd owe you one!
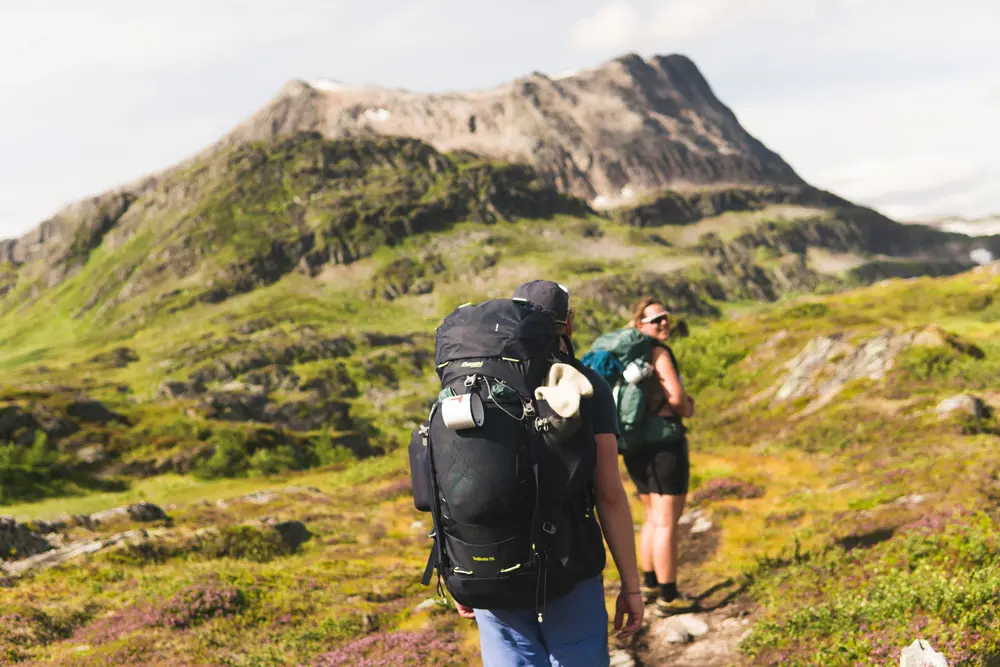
[653,593,695,617]
[640,584,659,604]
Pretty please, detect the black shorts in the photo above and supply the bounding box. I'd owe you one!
[623,439,690,496]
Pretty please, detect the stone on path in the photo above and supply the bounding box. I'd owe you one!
[900,639,948,667]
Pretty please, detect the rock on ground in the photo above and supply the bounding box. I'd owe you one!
[609,649,637,667]
[636,607,751,667]
[1,529,151,577]
[936,394,987,420]
[900,639,949,667]
[0,517,55,559]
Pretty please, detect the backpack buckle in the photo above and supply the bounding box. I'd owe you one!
[542,522,557,535]
[464,374,477,388]
[535,417,550,432]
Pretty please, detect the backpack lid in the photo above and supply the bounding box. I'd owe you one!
[435,299,559,367]
[586,327,659,366]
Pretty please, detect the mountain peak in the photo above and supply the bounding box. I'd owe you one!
[223,52,802,206]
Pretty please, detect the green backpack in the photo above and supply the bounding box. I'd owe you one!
[581,328,686,455]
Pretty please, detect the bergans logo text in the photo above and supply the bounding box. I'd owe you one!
[472,556,496,562]
[461,361,484,368]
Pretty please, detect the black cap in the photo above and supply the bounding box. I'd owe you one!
[513,280,570,323]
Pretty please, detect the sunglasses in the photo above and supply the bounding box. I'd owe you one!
[641,313,669,325]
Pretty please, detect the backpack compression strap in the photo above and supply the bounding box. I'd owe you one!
[419,403,445,588]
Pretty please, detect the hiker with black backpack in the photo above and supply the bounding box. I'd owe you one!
[408,280,643,666]
[581,297,694,617]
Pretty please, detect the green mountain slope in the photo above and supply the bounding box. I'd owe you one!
[2,132,999,510]
[1,265,998,666]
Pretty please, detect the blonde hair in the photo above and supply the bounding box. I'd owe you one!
[630,296,667,328]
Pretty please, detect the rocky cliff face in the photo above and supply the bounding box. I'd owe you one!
[216,53,804,205]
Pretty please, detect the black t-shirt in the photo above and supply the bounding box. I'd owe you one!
[579,366,620,436]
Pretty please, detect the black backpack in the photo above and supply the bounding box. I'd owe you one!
[408,298,606,618]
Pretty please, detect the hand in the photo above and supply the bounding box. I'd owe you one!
[455,601,477,620]
[614,591,644,638]
[684,394,695,417]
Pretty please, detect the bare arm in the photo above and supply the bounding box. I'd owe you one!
[593,433,641,597]
[652,346,693,418]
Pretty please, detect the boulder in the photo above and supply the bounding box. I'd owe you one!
[88,502,169,525]
[671,614,710,637]
[75,444,107,465]
[654,621,692,644]
[66,400,125,424]
[127,502,170,522]
[0,517,55,560]
[609,650,636,667]
[241,366,300,392]
[262,398,352,432]
[900,639,948,667]
[0,405,41,446]
[157,379,206,399]
[1,529,149,577]
[936,395,986,420]
[200,391,269,422]
[912,325,984,359]
[265,519,312,551]
[88,347,139,368]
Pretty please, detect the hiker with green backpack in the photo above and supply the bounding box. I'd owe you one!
[581,297,695,617]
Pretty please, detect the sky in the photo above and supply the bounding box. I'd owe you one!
[1,0,998,240]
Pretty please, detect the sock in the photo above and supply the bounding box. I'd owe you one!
[659,582,678,602]
[642,571,657,589]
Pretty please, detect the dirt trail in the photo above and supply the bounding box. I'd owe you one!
[612,509,755,667]
[612,581,754,667]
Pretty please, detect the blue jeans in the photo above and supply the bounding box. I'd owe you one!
[473,576,610,667]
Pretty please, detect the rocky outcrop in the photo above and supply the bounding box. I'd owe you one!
[87,347,139,368]
[2,529,151,578]
[766,324,985,414]
[615,185,844,227]
[770,329,914,413]
[0,517,54,559]
[186,333,354,386]
[0,396,121,446]
[575,271,723,322]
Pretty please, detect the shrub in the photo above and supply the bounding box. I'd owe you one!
[897,346,960,381]
[154,584,247,630]
[782,302,830,319]
[311,629,462,667]
[192,525,296,563]
[248,445,300,476]
[743,510,1000,665]
[671,328,749,394]
[312,431,357,467]
[193,429,250,479]
[691,477,765,504]
[102,541,172,567]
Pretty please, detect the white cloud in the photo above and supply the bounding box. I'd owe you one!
[817,156,1000,220]
[648,0,822,42]
[568,1,642,53]
[567,0,946,52]
[567,0,855,51]
[731,63,1000,219]
[0,2,345,89]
